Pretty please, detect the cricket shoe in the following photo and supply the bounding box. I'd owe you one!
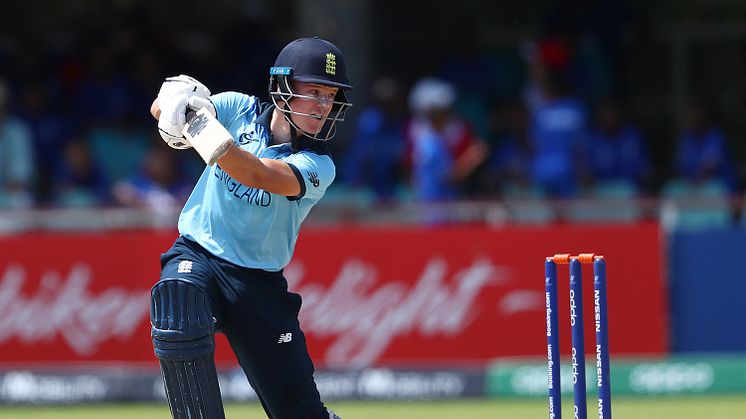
[328,408,341,419]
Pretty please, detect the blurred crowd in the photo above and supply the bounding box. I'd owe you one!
[0,64,200,211]
[0,3,278,211]
[340,39,740,212]
[0,3,743,217]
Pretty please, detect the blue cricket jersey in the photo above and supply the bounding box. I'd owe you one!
[178,92,335,271]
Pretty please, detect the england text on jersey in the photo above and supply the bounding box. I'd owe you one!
[214,166,272,207]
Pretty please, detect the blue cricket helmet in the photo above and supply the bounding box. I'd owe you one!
[269,37,353,141]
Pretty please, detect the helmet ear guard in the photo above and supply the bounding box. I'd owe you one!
[268,67,293,96]
[268,68,294,109]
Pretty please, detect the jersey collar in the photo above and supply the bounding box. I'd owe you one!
[290,136,330,155]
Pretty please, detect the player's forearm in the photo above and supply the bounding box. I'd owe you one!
[150,98,161,120]
[217,144,265,186]
[217,144,301,196]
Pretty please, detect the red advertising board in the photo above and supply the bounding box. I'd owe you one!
[0,224,667,368]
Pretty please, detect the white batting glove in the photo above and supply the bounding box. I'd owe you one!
[183,108,234,166]
[158,93,192,149]
[187,96,216,118]
[156,75,212,149]
[157,74,211,101]
[158,95,218,150]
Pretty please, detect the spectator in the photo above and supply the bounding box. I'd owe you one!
[87,122,150,185]
[673,100,736,191]
[520,37,572,116]
[529,70,589,198]
[405,78,488,203]
[437,23,497,139]
[342,76,407,202]
[53,138,109,207]
[587,99,652,193]
[487,101,536,196]
[0,80,35,209]
[111,140,192,212]
[79,42,150,185]
[662,100,736,228]
[20,79,75,205]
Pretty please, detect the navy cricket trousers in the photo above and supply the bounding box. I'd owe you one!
[158,236,328,419]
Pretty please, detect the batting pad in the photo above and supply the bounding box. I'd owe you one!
[151,279,226,419]
[183,108,233,166]
[158,357,225,419]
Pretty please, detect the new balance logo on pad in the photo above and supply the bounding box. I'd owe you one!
[277,333,293,343]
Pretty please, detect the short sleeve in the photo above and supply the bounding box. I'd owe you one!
[284,152,335,202]
[209,91,257,128]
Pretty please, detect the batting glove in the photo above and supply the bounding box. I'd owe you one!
[158,94,218,150]
[157,74,211,102]
[158,93,193,149]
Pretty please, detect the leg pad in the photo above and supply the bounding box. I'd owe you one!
[151,279,225,419]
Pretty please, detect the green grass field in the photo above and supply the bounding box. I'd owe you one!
[1,395,744,419]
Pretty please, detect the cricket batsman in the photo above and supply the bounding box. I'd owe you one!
[149,37,352,419]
